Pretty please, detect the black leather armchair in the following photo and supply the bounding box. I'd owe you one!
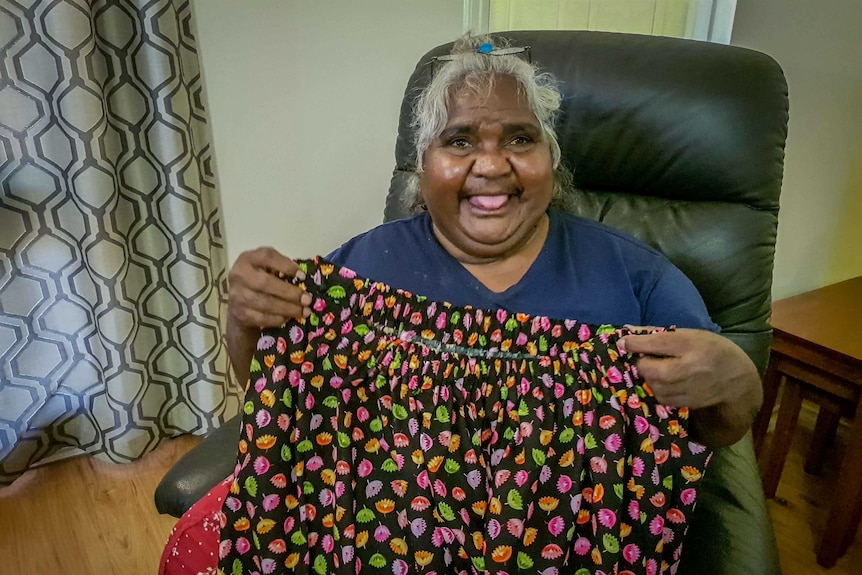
[157,31,788,575]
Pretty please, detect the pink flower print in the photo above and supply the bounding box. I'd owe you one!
[590,456,608,474]
[374,525,391,542]
[356,459,373,478]
[607,366,623,384]
[254,377,267,393]
[261,558,276,574]
[276,336,287,354]
[271,365,287,383]
[597,509,617,529]
[539,465,552,484]
[646,558,658,575]
[288,370,301,386]
[218,539,232,559]
[574,536,591,555]
[356,406,369,422]
[253,456,270,475]
[649,515,664,536]
[392,559,409,575]
[257,335,275,350]
[578,324,591,341]
[496,309,508,323]
[623,543,641,563]
[235,537,250,554]
[547,516,565,536]
[411,518,427,537]
[570,493,583,514]
[342,545,355,562]
[554,382,566,398]
[514,469,530,487]
[603,433,622,453]
[340,319,353,335]
[225,496,241,512]
[557,476,573,494]
[487,519,501,539]
[416,470,430,489]
[516,332,528,346]
[628,499,640,521]
[507,518,524,537]
[666,508,686,524]
[321,534,335,554]
[435,312,447,329]
[465,470,482,489]
[262,494,280,512]
[680,488,698,506]
[255,410,271,428]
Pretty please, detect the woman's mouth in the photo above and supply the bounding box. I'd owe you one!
[466,194,517,212]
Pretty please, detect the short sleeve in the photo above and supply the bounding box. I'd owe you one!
[641,264,720,333]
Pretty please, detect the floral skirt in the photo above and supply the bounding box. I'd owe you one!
[167,257,712,575]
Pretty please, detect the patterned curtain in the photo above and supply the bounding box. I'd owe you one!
[0,0,238,485]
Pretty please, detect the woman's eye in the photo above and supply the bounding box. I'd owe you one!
[510,135,533,146]
[448,138,470,149]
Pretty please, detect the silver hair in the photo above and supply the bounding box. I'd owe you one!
[406,34,573,213]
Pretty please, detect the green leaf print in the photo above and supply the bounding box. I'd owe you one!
[354,323,370,336]
[243,401,254,415]
[326,285,346,299]
[369,554,387,568]
[321,356,332,371]
[507,489,523,510]
[392,351,402,370]
[584,433,598,450]
[282,389,292,408]
[252,531,260,550]
[538,335,548,352]
[532,448,546,466]
[249,357,261,373]
[370,418,383,433]
[436,405,450,424]
[635,386,647,399]
[603,533,620,554]
[444,459,461,474]
[392,404,408,420]
[505,316,519,331]
[297,439,314,453]
[309,313,319,327]
[298,261,308,274]
[559,427,575,443]
[567,525,576,540]
[281,444,292,462]
[503,427,515,440]
[313,555,329,574]
[472,431,482,447]
[597,324,616,335]
[518,400,530,417]
[478,335,487,346]
[614,483,624,500]
[438,501,456,522]
[517,551,534,569]
[640,511,647,523]
[291,531,307,545]
[500,385,508,401]
[356,508,376,523]
[575,569,591,575]
[244,476,258,497]
[593,389,603,402]
[381,459,398,472]
[337,432,351,448]
[322,395,338,408]
[303,480,314,495]
[450,310,461,325]
[663,476,674,490]
[366,355,377,369]
[471,557,486,571]
[565,373,575,387]
[332,525,340,541]
[232,558,243,575]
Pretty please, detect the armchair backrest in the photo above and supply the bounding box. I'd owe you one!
[385,31,789,575]
[385,30,789,376]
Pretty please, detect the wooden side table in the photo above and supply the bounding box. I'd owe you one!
[752,276,862,568]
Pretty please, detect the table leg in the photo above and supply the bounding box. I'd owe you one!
[804,404,841,475]
[754,353,783,457]
[817,398,862,568]
[761,377,803,498]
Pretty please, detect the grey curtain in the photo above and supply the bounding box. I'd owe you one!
[0,0,238,485]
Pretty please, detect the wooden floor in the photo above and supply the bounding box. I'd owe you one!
[0,406,860,574]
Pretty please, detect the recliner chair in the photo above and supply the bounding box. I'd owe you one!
[156,30,788,575]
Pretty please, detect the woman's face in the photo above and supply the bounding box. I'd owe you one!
[420,76,554,264]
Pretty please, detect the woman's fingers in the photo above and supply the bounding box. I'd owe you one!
[228,247,311,328]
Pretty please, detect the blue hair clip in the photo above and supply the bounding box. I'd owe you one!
[478,42,494,54]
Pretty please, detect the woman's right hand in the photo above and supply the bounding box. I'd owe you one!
[225,247,311,380]
[228,247,312,330]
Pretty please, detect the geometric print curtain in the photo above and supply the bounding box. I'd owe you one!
[0,0,238,485]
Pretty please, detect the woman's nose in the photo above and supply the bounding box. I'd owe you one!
[471,147,511,177]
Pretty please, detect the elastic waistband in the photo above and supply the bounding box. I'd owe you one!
[295,257,648,361]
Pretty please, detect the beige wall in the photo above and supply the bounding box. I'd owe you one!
[191,0,463,264]
[732,0,862,299]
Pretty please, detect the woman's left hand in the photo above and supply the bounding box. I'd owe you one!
[618,328,763,448]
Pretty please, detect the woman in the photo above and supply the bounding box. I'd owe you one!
[161,35,761,575]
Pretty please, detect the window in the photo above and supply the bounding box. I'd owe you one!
[464,0,736,44]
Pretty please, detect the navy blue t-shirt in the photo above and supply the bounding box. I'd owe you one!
[326,210,718,332]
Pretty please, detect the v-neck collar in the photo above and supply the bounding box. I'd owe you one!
[422,211,557,307]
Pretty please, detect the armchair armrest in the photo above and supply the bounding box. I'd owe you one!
[154,414,240,517]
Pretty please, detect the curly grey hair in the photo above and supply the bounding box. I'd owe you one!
[406,34,573,212]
